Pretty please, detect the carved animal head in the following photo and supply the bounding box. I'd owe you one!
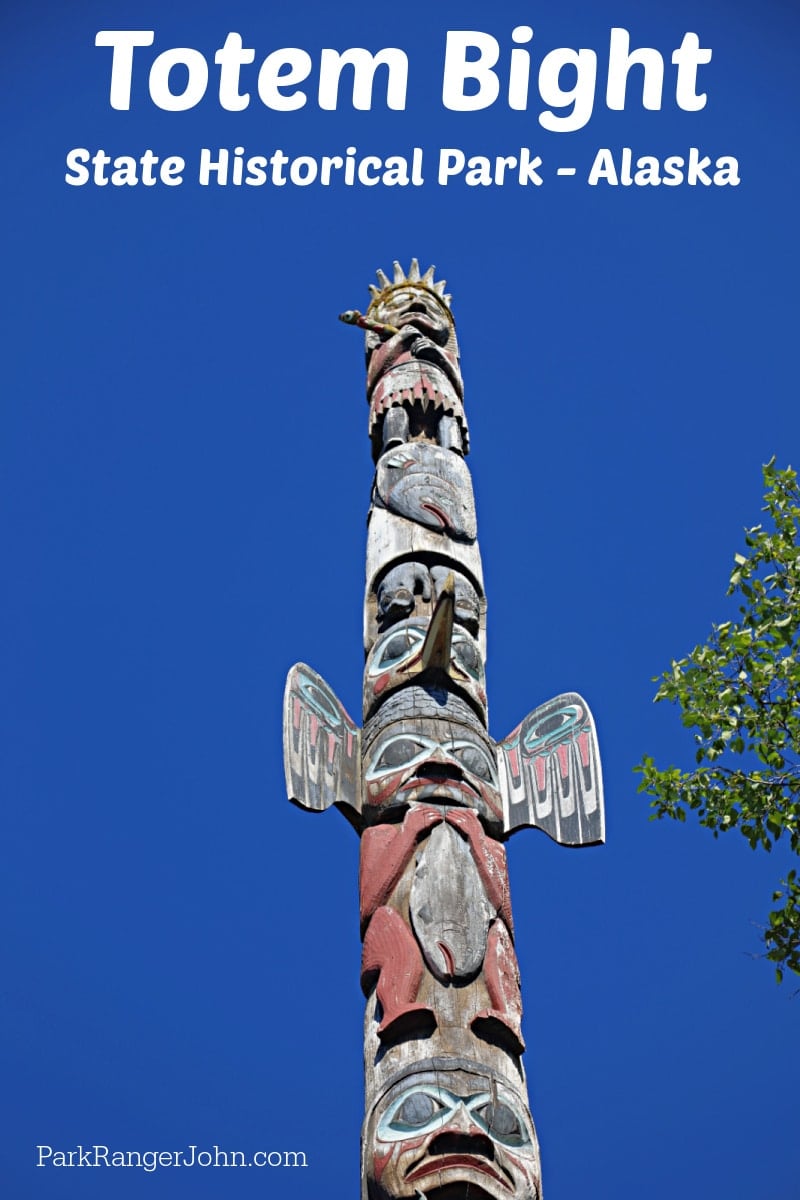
[364,590,487,723]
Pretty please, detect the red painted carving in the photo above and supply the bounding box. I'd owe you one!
[473,918,525,1055]
[359,803,524,1052]
[359,805,442,932]
[360,905,432,1041]
[366,317,464,439]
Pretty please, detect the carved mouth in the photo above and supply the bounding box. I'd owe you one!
[406,1155,511,1190]
[398,778,477,805]
[420,501,449,528]
[398,309,435,328]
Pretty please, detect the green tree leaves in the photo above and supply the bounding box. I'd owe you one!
[636,461,800,981]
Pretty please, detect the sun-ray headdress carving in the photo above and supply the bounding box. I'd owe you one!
[367,258,453,318]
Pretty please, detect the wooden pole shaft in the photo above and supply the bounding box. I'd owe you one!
[283,260,605,1200]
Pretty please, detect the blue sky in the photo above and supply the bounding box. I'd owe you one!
[3,2,799,1198]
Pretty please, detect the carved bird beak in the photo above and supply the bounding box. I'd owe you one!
[420,574,455,673]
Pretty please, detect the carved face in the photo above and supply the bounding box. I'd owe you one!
[365,1068,540,1200]
[363,716,502,829]
[374,443,478,540]
[364,618,487,722]
[371,285,452,347]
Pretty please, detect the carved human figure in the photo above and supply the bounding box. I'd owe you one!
[357,261,469,458]
[359,796,522,1060]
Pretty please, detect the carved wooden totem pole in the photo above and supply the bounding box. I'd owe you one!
[283,260,605,1200]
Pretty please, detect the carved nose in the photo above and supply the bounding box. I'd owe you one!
[428,1105,494,1160]
[420,751,462,782]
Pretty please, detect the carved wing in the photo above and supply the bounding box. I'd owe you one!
[496,693,604,845]
[283,663,362,828]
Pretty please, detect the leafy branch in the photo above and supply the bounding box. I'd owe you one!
[636,460,800,981]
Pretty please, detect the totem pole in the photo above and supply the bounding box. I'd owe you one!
[283,260,604,1200]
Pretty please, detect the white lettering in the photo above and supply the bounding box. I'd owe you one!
[317,47,408,111]
[606,27,664,111]
[65,148,90,185]
[672,33,712,111]
[539,48,597,132]
[148,47,209,110]
[442,32,500,111]
[215,33,254,111]
[95,30,155,110]
[257,50,312,111]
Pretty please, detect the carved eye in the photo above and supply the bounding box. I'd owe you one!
[373,737,426,771]
[474,1101,528,1147]
[451,743,496,783]
[452,634,481,679]
[394,1092,441,1129]
[384,449,415,469]
[374,629,421,671]
[377,1086,458,1142]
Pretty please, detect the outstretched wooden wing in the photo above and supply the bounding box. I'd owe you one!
[496,692,604,845]
[283,663,362,829]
